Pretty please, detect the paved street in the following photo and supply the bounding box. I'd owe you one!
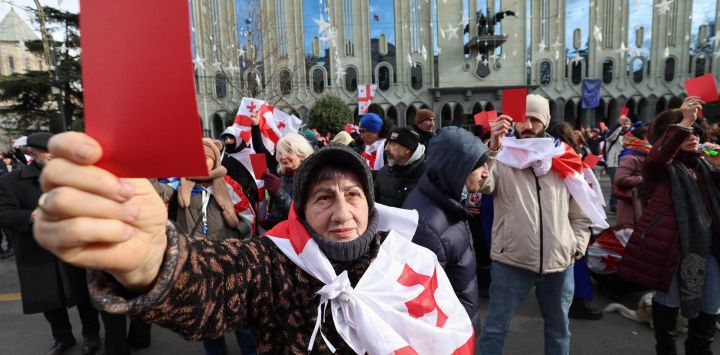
[0,172,717,354]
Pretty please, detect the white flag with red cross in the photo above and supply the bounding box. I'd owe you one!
[265,204,475,355]
[358,84,377,115]
[256,104,303,154]
[587,227,633,274]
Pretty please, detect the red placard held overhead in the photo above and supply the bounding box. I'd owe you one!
[685,74,720,103]
[584,154,601,169]
[81,1,206,177]
[502,88,528,123]
[620,108,630,117]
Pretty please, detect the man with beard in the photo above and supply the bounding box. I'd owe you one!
[373,127,426,208]
[0,132,101,355]
[477,94,594,355]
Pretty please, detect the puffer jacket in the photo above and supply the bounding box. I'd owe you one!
[374,145,426,208]
[403,127,486,332]
[479,146,592,274]
[619,124,720,292]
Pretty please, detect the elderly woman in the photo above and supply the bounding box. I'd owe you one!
[261,133,314,229]
[620,97,720,355]
[34,134,475,354]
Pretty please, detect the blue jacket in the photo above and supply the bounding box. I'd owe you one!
[402,127,488,332]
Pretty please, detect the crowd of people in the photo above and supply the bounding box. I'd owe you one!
[0,93,718,355]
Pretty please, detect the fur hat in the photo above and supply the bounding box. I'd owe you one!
[415,109,435,125]
[203,139,222,169]
[293,143,374,218]
[525,94,551,128]
[332,131,354,145]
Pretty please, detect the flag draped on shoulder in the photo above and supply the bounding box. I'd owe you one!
[497,137,609,228]
[264,204,475,355]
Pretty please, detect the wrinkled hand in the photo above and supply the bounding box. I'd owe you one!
[680,96,705,127]
[262,172,281,194]
[489,115,513,151]
[34,132,168,292]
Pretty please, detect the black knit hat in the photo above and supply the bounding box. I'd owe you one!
[387,127,420,152]
[292,143,374,218]
[27,132,53,151]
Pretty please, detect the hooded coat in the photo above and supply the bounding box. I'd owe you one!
[402,127,488,332]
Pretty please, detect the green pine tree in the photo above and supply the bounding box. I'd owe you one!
[307,95,353,136]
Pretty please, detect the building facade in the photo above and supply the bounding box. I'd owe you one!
[192,0,720,135]
[0,9,46,76]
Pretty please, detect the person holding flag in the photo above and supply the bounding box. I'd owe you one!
[358,113,392,170]
[33,133,475,354]
[477,94,596,355]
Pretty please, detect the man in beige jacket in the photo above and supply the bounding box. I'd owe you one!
[478,94,592,355]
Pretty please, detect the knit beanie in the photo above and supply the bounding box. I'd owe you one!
[359,113,383,133]
[27,132,54,151]
[525,94,551,128]
[387,127,420,152]
[304,129,319,145]
[415,109,435,125]
[293,143,374,218]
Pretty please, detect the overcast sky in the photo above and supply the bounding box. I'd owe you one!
[0,0,79,39]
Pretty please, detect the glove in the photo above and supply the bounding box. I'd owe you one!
[262,172,281,195]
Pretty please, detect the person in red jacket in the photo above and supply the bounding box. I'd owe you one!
[620,96,720,355]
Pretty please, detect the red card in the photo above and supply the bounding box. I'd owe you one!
[81,1,205,178]
[584,154,601,169]
[502,88,528,123]
[620,108,629,116]
[473,112,489,131]
[486,110,498,124]
[250,154,268,179]
[686,74,719,103]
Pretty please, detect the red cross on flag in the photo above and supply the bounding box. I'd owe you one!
[265,204,474,354]
[358,84,377,115]
[256,104,303,154]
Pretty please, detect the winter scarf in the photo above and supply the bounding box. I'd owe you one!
[179,139,240,229]
[668,157,720,318]
[618,133,651,160]
[497,137,609,228]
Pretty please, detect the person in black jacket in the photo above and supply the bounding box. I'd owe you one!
[0,133,100,355]
[412,109,436,146]
[374,127,426,208]
[402,126,490,335]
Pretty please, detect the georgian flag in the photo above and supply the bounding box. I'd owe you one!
[361,138,386,171]
[345,123,360,134]
[264,204,475,355]
[358,84,377,115]
[236,97,303,155]
[497,137,609,229]
[587,227,633,274]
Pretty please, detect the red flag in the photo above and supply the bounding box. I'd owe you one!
[685,74,719,103]
[81,0,205,177]
[620,108,629,117]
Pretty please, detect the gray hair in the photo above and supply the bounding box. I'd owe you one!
[276,133,315,175]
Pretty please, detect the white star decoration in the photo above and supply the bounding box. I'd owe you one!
[422,45,428,61]
[593,25,603,45]
[664,46,671,58]
[212,61,223,71]
[654,0,674,15]
[538,39,547,54]
[714,50,720,59]
[314,15,332,34]
[238,46,246,59]
[335,66,346,82]
[444,23,460,40]
[550,38,563,49]
[193,54,205,70]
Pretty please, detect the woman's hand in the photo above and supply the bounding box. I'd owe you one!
[702,142,720,167]
[679,96,705,127]
[34,132,168,292]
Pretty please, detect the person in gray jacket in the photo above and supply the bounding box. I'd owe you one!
[403,126,490,335]
[478,94,592,355]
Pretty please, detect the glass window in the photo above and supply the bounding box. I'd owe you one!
[370,0,396,77]
[345,66,358,92]
[303,0,329,68]
[475,58,490,78]
[571,62,582,85]
[602,59,614,84]
[664,57,676,82]
[8,56,14,73]
[409,0,421,53]
[565,0,589,64]
[344,0,355,56]
[275,0,288,58]
[236,1,263,65]
[627,1,652,72]
[539,60,551,86]
[215,73,227,98]
[312,67,325,94]
[690,0,717,61]
[279,69,292,95]
[695,57,707,77]
[632,58,644,83]
[209,0,221,61]
[411,64,423,90]
[24,57,30,72]
[247,70,260,97]
[378,65,391,91]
